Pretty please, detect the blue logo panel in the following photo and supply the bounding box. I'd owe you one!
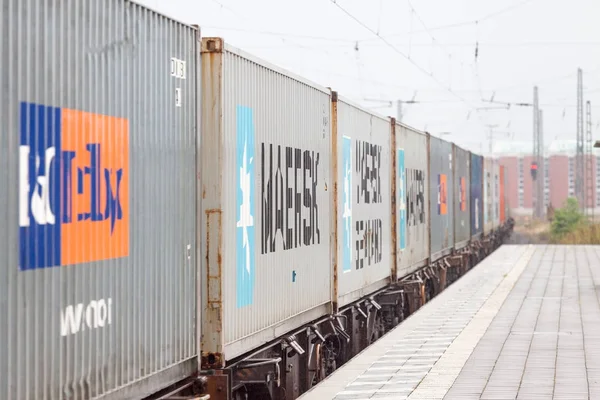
[19,102,63,270]
[341,136,352,273]
[236,105,256,308]
[397,149,406,250]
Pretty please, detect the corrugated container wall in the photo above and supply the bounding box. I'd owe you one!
[200,38,332,363]
[396,124,430,277]
[492,160,501,228]
[483,157,494,234]
[499,166,506,223]
[429,136,454,261]
[453,145,471,249]
[335,99,391,307]
[470,154,484,238]
[1,2,199,399]
[498,156,518,215]
[504,168,510,219]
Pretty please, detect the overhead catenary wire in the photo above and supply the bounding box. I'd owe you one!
[203,0,522,115]
[210,0,539,42]
[204,0,352,61]
[328,0,479,111]
[405,0,469,93]
[404,0,490,129]
[208,0,598,133]
[362,0,538,40]
[406,0,455,60]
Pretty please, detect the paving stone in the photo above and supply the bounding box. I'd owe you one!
[299,246,600,400]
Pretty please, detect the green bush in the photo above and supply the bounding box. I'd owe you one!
[551,197,584,239]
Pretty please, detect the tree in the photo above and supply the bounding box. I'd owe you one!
[551,197,584,238]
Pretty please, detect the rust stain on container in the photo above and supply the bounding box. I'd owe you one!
[204,210,223,311]
[201,37,227,367]
[201,352,225,370]
[331,90,339,312]
[202,37,224,53]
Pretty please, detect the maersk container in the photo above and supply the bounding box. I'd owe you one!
[0,1,199,399]
[453,145,471,249]
[396,123,430,277]
[503,166,510,221]
[493,160,501,229]
[483,157,494,234]
[334,97,391,307]
[470,153,484,239]
[200,37,332,364]
[429,135,454,261]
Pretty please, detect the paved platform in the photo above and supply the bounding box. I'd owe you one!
[300,245,600,400]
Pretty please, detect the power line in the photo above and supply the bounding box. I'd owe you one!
[363,0,537,40]
[328,0,478,111]
[209,0,241,17]
[200,25,355,43]
[250,40,600,49]
[406,0,453,58]
[478,0,536,23]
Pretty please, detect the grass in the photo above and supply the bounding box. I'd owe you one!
[552,223,600,245]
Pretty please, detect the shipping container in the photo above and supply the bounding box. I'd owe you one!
[395,123,430,277]
[0,2,200,399]
[470,153,484,239]
[453,145,471,249]
[483,157,494,234]
[429,135,454,261]
[200,38,333,364]
[504,166,511,220]
[499,165,506,223]
[334,97,391,307]
[498,156,518,217]
[493,160,501,229]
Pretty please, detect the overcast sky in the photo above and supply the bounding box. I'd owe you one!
[140,0,600,155]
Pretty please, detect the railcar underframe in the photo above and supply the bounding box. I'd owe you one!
[146,220,514,400]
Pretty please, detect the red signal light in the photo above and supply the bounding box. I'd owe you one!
[530,162,538,180]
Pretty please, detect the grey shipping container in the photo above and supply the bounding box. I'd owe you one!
[1,1,199,399]
[429,135,454,261]
[483,157,494,234]
[395,123,430,277]
[334,97,391,307]
[503,166,510,220]
[453,145,471,249]
[492,160,501,229]
[200,38,333,364]
[470,153,484,239]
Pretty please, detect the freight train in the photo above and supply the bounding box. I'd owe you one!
[0,2,513,400]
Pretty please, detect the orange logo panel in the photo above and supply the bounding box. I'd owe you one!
[438,174,447,215]
[61,109,129,266]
